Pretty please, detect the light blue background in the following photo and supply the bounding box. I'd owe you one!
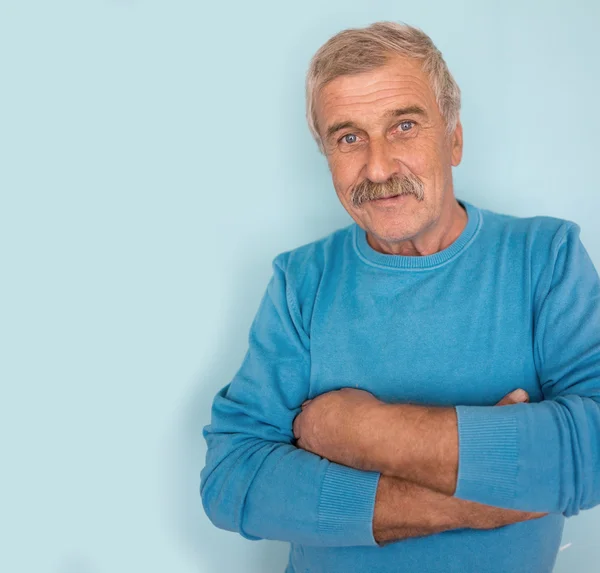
[1,1,598,572]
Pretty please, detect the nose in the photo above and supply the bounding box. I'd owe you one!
[365,138,400,183]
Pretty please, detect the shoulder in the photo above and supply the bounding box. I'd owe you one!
[475,202,580,254]
[270,224,353,329]
[272,224,352,283]
[471,203,586,301]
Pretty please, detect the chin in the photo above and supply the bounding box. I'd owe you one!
[356,198,429,242]
[364,213,426,242]
[365,223,419,245]
[377,232,417,245]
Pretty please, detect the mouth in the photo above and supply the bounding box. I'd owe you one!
[370,193,411,204]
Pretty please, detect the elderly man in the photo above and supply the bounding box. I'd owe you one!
[200,21,600,573]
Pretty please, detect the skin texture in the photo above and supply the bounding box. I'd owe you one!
[294,388,459,494]
[315,54,467,255]
[293,389,547,544]
[293,389,383,472]
[373,474,546,545]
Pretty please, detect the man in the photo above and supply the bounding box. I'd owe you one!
[200,21,600,572]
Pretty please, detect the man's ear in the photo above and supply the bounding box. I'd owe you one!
[450,119,463,167]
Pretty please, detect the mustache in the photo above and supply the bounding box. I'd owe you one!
[349,174,425,208]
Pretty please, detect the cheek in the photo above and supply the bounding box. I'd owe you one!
[400,141,440,177]
[328,154,364,197]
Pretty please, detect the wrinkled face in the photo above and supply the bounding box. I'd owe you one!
[315,55,463,245]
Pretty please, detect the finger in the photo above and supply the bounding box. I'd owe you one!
[496,388,529,406]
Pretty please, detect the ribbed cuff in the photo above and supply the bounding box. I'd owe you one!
[318,463,381,546]
[454,405,520,506]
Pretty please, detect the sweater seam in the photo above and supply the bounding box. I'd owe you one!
[533,222,574,370]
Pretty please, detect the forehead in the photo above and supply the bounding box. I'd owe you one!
[316,55,439,128]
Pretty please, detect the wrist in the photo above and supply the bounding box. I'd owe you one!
[373,475,466,544]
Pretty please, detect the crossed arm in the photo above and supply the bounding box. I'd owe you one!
[293,388,546,544]
[202,226,600,546]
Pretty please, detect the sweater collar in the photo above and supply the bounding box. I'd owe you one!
[352,199,482,270]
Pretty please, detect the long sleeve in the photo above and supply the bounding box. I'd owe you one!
[454,223,600,516]
[200,255,381,546]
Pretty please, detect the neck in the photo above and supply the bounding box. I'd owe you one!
[366,198,468,256]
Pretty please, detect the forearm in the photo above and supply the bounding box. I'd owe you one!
[373,474,457,544]
[373,475,546,545]
[370,404,460,495]
[372,397,600,516]
[202,431,381,546]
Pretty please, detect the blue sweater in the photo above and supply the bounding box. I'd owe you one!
[200,199,600,573]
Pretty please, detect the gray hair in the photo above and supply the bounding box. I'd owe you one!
[305,21,461,153]
[350,173,425,207]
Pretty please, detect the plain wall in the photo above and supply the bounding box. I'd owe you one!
[1,1,598,571]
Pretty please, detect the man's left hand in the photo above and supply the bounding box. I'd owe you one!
[292,388,385,470]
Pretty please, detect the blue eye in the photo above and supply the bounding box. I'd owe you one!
[399,121,415,131]
[342,133,357,144]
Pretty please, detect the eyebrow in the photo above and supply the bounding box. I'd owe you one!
[325,121,357,139]
[385,105,427,119]
[325,106,428,140]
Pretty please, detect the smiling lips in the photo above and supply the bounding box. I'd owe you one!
[372,193,410,202]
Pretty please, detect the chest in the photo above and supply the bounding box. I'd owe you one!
[308,261,542,406]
